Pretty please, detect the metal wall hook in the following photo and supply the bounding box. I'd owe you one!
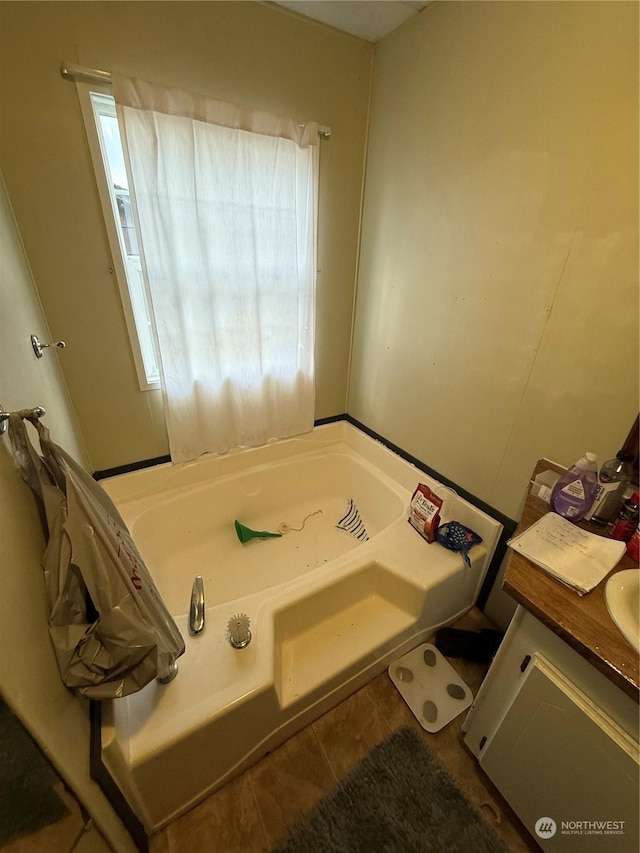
[31,334,66,359]
[0,404,46,436]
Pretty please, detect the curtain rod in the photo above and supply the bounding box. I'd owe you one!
[61,63,332,138]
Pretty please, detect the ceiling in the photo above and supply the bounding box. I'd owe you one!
[272,1,430,43]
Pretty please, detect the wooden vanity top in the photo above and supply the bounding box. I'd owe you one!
[503,459,639,702]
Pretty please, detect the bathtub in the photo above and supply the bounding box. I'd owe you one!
[100,421,503,834]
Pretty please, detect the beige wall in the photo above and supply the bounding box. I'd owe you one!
[350,0,639,520]
[0,1,372,471]
[0,175,136,851]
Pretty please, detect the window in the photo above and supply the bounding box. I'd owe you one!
[76,83,160,389]
[76,75,319,463]
[112,74,319,460]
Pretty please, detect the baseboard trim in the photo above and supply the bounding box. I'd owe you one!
[93,455,171,481]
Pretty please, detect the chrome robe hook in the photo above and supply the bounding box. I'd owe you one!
[31,335,66,358]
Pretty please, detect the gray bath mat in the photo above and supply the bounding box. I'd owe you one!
[0,700,69,844]
[272,726,508,852]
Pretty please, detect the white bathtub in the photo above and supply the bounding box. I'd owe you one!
[101,421,502,834]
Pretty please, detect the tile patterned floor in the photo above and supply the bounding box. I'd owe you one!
[151,609,540,853]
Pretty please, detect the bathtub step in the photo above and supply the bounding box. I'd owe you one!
[274,562,422,708]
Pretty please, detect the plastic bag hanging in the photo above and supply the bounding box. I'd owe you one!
[7,414,185,699]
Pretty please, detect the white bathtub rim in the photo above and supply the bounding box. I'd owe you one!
[113,444,410,536]
[102,422,508,542]
[102,421,477,514]
[106,425,503,616]
[103,423,502,607]
[102,423,352,505]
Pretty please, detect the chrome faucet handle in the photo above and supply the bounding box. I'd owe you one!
[189,576,205,636]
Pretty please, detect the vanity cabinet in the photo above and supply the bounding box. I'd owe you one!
[463,460,639,852]
[463,607,639,852]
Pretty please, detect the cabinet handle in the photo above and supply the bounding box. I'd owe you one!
[520,654,532,673]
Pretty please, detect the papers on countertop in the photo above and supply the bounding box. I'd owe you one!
[507,512,626,595]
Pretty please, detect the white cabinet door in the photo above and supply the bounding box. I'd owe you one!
[480,655,639,852]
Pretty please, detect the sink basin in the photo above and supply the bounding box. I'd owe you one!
[604,569,640,652]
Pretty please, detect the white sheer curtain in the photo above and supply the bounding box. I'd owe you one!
[112,75,319,462]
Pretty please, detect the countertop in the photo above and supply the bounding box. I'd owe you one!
[503,459,639,702]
